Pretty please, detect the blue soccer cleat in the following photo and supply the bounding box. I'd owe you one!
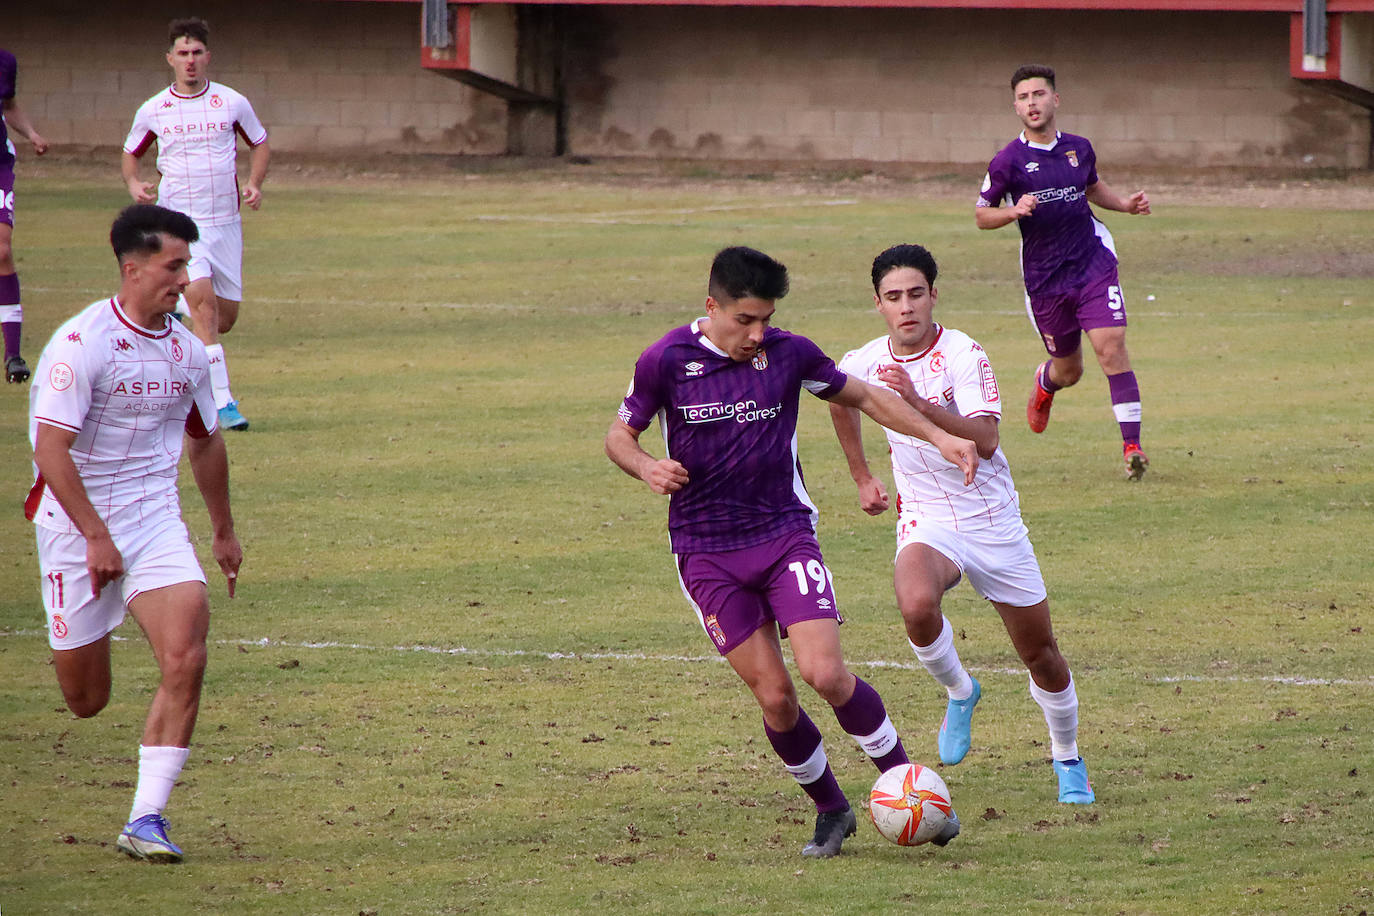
[1054,757,1095,804]
[218,400,249,431]
[117,813,185,863]
[937,677,980,765]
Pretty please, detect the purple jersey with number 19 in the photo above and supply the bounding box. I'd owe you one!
[617,318,848,554]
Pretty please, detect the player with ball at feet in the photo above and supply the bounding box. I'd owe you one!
[829,244,1094,805]
[606,246,979,857]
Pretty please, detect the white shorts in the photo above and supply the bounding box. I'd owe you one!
[895,509,1048,608]
[187,220,244,301]
[35,518,206,650]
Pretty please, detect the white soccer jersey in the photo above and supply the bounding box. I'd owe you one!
[26,298,219,535]
[124,81,268,228]
[838,326,1020,529]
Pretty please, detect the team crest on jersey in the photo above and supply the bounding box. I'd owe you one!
[171,338,184,363]
[1025,162,1039,173]
[49,362,74,391]
[685,361,704,377]
[929,351,945,373]
[210,94,224,109]
[1067,149,1079,168]
[51,615,68,640]
[751,349,768,371]
[705,614,727,647]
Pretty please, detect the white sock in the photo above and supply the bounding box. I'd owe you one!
[0,304,21,322]
[1028,674,1080,762]
[129,745,191,822]
[909,616,974,700]
[204,343,234,409]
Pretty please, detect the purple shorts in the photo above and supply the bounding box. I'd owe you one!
[676,528,843,656]
[0,168,13,227]
[1026,246,1126,357]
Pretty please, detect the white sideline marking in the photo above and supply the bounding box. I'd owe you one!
[3,629,1370,687]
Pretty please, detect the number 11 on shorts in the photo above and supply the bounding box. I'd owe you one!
[47,571,64,608]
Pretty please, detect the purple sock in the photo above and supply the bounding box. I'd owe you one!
[764,709,849,813]
[1107,371,1142,446]
[1038,360,1062,393]
[832,677,909,772]
[0,273,19,359]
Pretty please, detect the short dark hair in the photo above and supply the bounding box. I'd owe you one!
[1011,64,1056,91]
[168,17,211,48]
[871,244,938,292]
[707,246,789,303]
[110,205,199,262]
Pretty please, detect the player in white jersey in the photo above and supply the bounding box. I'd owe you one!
[26,204,243,862]
[122,16,270,432]
[829,244,1093,805]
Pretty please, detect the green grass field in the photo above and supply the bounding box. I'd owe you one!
[1,160,1371,914]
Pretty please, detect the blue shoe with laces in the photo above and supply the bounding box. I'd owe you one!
[218,400,249,431]
[117,813,185,862]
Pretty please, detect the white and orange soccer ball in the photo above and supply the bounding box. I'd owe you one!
[868,763,960,847]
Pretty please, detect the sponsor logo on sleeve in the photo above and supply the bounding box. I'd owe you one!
[50,363,74,391]
[979,357,999,403]
[67,332,82,344]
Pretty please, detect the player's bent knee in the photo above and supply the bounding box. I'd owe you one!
[61,683,111,719]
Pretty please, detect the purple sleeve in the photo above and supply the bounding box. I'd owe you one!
[1083,138,1099,187]
[794,334,848,399]
[616,344,666,431]
[977,150,1012,208]
[0,51,17,100]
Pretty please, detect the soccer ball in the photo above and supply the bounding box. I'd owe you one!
[868,763,958,846]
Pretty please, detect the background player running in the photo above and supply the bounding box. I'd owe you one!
[26,204,242,862]
[976,64,1152,480]
[122,17,269,431]
[0,47,50,384]
[606,246,977,856]
[830,243,1094,804]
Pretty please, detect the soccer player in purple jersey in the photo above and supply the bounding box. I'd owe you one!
[976,64,1153,480]
[0,47,51,384]
[830,244,1093,805]
[606,246,978,857]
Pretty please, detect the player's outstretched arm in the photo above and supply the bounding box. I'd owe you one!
[974,194,1037,230]
[827,401,889,515]
[33,424,124,595]
[875,365,1000,459]
[187,429,242,597]
[605,418,689,495]
[830,377,978,484]
[120,151,157,204]
[1086,179,1150,215]
[4,95,48,154]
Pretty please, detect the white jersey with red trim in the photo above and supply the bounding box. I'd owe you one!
[124,81,268,228]
[26,298,218,535]
[838,325,1021,529]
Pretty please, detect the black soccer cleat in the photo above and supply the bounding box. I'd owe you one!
[801,806,857,858]
[6,354,30,383]
[930,809,961,847]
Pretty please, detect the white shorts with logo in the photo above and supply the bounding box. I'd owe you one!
[35,517,206,650]
[895,507,1048,608]
[187,220,244,301]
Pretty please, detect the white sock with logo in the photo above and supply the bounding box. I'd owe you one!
[910,616,974,701]
[129,745,191,822]
[204,343,234,409]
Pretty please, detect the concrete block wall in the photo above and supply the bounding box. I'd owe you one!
[3,1,1367,168]
[565,6,1370,168]
[3,0,506,156]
